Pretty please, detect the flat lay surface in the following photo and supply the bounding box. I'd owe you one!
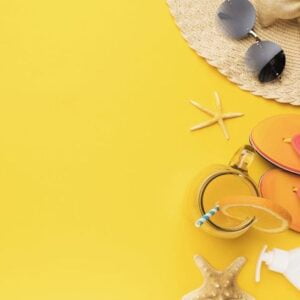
[0,1,299,299]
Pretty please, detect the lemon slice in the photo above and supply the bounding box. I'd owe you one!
[219,196,291,233]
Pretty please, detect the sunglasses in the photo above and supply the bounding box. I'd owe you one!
[217,0,286,83]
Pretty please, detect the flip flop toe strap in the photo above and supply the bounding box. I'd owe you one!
[283,134,300,156]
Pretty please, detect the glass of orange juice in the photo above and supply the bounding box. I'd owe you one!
[187,145,259,238]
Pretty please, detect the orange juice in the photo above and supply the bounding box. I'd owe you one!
[187,146,259,238]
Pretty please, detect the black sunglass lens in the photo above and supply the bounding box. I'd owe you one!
[217,0,256,39]
[258,51,286,83]
[245,41,286,83]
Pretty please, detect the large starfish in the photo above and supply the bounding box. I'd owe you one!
[190,92,244,140]
[183,255,255,300]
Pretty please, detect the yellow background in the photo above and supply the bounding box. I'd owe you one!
[0,0,299,299]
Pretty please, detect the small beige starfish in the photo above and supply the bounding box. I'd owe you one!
[190,92,244,140]
[183,255,255,300]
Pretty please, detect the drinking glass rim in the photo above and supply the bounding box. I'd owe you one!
[198,169,258,232]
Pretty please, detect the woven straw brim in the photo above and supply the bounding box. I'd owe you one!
[167,0,300,105]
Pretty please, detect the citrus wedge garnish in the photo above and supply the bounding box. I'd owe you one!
[219,196,292,233]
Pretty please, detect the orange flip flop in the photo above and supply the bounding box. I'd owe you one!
[260,168,300,232]
[250,114,300,174]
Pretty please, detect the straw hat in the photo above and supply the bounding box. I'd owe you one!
[167,0,300,105]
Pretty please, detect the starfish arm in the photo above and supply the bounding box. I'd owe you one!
[182,287,203,300]
[233,289,256,300]
[226,256,246,277]
[190,93,244,140]
[223,112,244,119]
[194,255,215,276]
[243,292,256,300]
[214,91,222,113]
[190,118,217,131]
[184,255,254,300]
[190,100,215,116]
[217,118,230,140]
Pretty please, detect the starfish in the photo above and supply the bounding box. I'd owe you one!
[190,92,244,140]
[183,255,255,300]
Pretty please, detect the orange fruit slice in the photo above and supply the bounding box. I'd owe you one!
[260,169,300,232]
[219,196,291,233]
